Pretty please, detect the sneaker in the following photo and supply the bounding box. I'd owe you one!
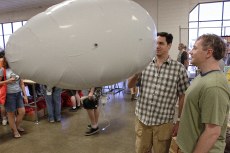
[2,119,7,126]
[49,120,55,123]
[55,118,61,122]
[85,127,99,136]
[76,105,81,109]
[69,107,78,112]
[87,124,91,129]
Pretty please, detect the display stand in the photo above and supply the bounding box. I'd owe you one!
[23,79,39,124]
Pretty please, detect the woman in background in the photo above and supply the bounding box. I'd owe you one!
[0,56,28,138]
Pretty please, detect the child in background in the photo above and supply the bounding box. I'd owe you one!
[83,87,102,136]
[68,90,81,112]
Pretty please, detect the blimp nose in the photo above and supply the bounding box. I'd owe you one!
[5,0,157,90]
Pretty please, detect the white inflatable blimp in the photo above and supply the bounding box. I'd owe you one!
[5,0,156,89]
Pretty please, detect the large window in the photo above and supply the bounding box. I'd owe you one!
[0,21,26,49]
[189,1,230,49]
[199,2,223,21]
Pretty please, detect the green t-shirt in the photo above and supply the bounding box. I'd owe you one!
[177,71,230,153]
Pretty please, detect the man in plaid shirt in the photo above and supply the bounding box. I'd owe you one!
[128,32,189,153]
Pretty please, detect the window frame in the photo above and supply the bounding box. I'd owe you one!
[0,20,26,49]
[189,1,230,50]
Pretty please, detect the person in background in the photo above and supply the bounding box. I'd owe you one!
[177,43,185,62]
[0,56,28,138]
[0,105,7,126]
[43,86,62,123]
[0,51,7,126]
[68,90,81,112]
[128,32,189,153]
[27,83,43,97]
[83,87,102,136]
[129,75,141,101]
[177,34,230,153]
[130,86,138,101]
[177,43,189,70]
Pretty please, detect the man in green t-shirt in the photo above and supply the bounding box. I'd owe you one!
[177,34,230,153]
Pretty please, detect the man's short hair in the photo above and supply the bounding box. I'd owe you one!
[197,34,226,60]
[157,32,173,44]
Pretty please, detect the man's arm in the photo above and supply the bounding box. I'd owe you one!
[193,124,221,153]
[178,94,185,120]
[128,73,140,88]
[172,94,185,136]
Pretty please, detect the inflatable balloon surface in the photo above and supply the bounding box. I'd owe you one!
[5,0,156,89]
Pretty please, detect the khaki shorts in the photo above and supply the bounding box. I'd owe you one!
[135,117,173,153]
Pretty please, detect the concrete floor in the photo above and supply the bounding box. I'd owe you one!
[0,90,136,153]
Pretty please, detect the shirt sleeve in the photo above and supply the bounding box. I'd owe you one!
[200,87,229,126]
[177,65,189,95]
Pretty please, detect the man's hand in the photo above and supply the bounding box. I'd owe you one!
[128,73,141,88]
[172,121,179,137]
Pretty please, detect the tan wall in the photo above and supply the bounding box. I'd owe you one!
[133,0,158,28]
[135,0,221,59]
[0,7,47,23]
[155,0,224,59]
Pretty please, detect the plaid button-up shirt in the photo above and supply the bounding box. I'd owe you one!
[136,57,189,125]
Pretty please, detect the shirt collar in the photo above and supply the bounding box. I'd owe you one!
[200,70,220,76]
[152,56,172,64]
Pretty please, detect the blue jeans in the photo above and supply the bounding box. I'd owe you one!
[44,87,62,121]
